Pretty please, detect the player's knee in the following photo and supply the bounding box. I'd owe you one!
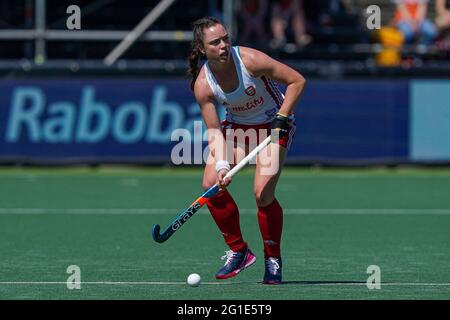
[254,187,274,207]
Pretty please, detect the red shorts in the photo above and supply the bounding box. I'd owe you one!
[221,119,296,150]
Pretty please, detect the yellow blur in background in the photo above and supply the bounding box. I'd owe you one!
[376,27,405,67]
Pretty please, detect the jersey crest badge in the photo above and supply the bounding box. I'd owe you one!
[244,85,256,96]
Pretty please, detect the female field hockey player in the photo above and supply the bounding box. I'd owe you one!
[187,17,306,284]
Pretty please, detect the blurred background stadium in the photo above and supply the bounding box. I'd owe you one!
[0,0,449,166]
[0,0,449,300]
[0,0,450,164]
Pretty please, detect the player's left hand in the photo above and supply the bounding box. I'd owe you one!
[270,113,289,142]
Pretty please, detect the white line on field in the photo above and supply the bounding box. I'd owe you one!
[0,281,450,287]
[0,208,450,215]
[0,281,229,285]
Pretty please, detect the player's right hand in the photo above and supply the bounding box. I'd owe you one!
[217,168,232,188]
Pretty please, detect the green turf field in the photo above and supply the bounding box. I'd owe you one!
[0,167,449,299]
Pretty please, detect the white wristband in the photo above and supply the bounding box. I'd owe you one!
[215,160,230,173]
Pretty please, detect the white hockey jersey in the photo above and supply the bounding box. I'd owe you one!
[204,46,285,125]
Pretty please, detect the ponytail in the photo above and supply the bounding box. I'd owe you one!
[188,48,201,91]
[187,16,222,92]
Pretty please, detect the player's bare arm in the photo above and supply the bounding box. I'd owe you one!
[194,68,231,185]
[239,47,306,117]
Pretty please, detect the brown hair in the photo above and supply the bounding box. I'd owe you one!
[187,16,222,91]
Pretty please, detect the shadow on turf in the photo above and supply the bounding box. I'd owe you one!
[228,280,368,285]
[280,280,367,285]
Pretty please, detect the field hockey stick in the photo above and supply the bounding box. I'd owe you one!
[152,135,272,243]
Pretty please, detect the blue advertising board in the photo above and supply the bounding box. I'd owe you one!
[0,79,204,163]
[410,80,450,162]
[0,78,410,164]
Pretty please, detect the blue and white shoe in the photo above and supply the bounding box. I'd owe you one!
[215,247,256,280]
[263,257,282,284]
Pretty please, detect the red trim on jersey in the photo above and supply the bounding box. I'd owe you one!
[261,76,282,109]
[268,79,284,107]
